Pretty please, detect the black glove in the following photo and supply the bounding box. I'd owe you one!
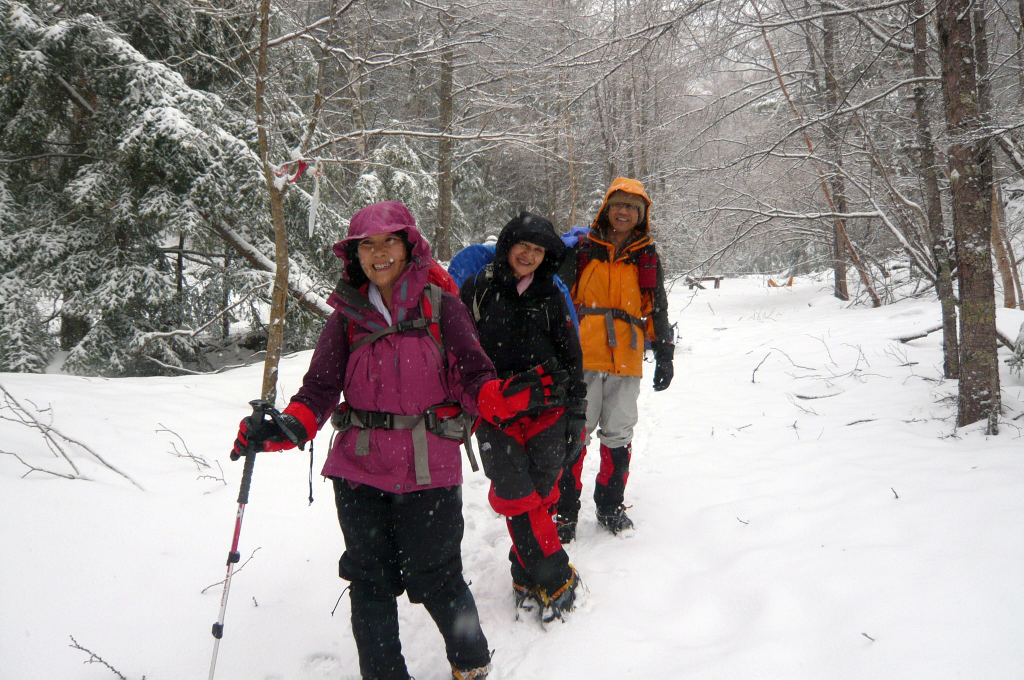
[502,358,568,409]
[231,412,306,459]
[564,405,587,464]
[652,342,674,392]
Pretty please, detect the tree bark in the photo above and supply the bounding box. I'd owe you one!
[912,0,959,378]
[256,0,289,405]
[937,0,1000,431]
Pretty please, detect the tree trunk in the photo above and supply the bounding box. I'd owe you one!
[434,17,455,261]
[822,11,850,301]
[937,0,1000,431]
[222,254,232,340]
[991,187,1017,308]
[912,0,959,378]
[256,0,289,405]
[1018,0,1024,105]
[993,186,1024,309]
[565,106,578,227]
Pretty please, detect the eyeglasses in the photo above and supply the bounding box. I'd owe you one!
[357,235,404,254]
[608,201,640,214]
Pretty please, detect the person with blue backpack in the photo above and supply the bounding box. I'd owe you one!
[459,212,588,625]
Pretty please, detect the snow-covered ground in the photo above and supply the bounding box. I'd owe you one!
[2,276,1023,680]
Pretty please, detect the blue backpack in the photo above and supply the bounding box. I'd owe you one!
[448,242,580,329]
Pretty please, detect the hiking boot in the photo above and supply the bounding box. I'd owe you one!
[555,515,577,544]
[539,566,580,626]
[452,662,492,680]
[513,581,539,613]
[596,505,634,535]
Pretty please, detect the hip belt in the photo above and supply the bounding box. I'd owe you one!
[580,307,645,350]
[331,403,479,486]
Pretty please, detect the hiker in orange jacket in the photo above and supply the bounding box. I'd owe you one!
[555,177,674,540]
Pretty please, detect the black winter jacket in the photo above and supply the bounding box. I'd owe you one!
[460,213,587,410]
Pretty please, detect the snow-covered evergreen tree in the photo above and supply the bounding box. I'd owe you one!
[0,2,268,374]
[353,136,439,241]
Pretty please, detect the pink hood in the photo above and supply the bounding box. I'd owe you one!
[332,201,433,267]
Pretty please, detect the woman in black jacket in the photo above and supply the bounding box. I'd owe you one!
[460,212,587,625]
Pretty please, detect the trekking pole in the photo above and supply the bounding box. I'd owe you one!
[208,399,303,680]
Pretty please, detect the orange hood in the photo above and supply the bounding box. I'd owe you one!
[591,177,652,237]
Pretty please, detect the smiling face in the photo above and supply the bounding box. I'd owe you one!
[357,232,409,297]
[507,241,546,279]
[606,199,641,235]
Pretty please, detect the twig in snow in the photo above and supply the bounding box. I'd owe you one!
[0,382,143,489]
[737,517,749,525]
[846,419,877,426]
[198,460,227,486]
[786,394,819,416]
[770,347,815,370]
[752,352,772,382]
[158,423,209,470]
[891,487,899,499]
[809,334,837,366]
[0,450,77,480]
[201,548,262,594]
[68,636,128,679]
[157,424,225,484]
[862,632,875,642]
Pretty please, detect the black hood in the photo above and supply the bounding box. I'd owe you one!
[493,212,566,286]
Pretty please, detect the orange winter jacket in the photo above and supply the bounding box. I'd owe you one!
[571,178,673,377]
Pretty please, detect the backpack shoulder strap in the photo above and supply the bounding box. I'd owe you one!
[422,283,447,371]
[471,264,495,323]
[350,284,444,354]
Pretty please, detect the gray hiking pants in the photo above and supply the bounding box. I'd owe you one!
[583,370,642,450]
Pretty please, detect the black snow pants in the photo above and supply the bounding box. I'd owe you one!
[332,478,490,680]
[476,411,572,594]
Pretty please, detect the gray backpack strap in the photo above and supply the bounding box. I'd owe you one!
[349,283,445,354]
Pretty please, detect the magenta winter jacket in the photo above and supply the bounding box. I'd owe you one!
[289,202,496,493]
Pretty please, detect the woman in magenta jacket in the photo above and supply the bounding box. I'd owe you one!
[232,202,564,680]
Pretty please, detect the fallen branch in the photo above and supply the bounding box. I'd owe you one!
[132,282,271,356]
[898,324,942,343]
[0,381,143,489]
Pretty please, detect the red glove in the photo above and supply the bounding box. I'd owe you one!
[478,359,567,426]
[231,402,317,457]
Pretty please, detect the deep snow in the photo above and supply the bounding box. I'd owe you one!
[2,276,1023,680]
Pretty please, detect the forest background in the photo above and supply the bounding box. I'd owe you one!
[1,0,1023,430]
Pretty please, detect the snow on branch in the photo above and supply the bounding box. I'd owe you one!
[206,217,334,319]
[130,282,272,356]
[734,0,914,30]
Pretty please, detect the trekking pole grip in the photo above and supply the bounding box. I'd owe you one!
[237,451,256,505]
[235,399,269,504]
